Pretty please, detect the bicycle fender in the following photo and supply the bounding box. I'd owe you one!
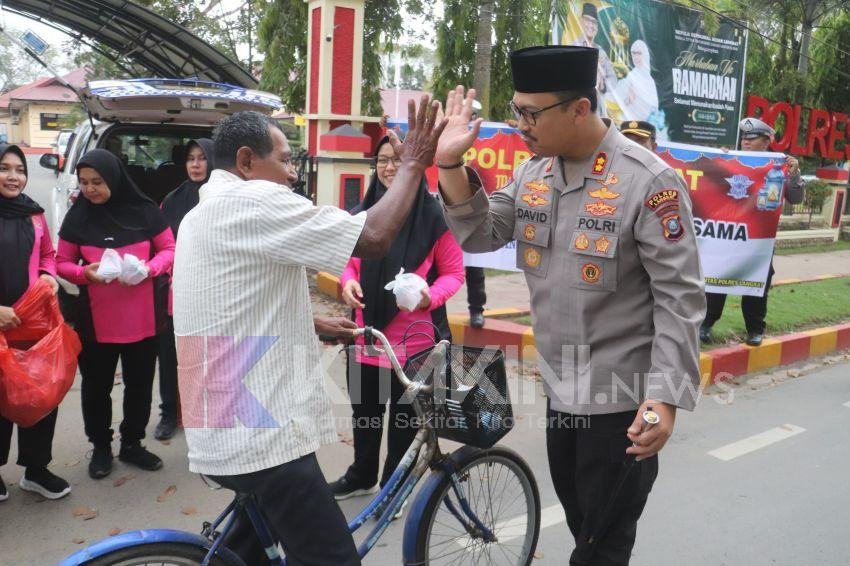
[401,445,482,564]
[57,529,244,566]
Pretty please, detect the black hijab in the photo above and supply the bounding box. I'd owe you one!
[59,149,169,247]
[352,137,449,331]
[0,143,44,306]
[161,138,214,237]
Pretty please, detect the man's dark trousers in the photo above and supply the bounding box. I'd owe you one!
[704,262,775,334]
[209,453,361,566]
[546,405,658,565]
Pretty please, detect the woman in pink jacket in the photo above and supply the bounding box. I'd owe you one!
[0,143,70,501]
[57,149,175,480]
[328,137,465,511]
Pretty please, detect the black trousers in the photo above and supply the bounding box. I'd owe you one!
[546,405,658,566]
[78,337,158,446]
[0,408,58,469]
[156,316,179,420]
[343,361,417,488]
[704,262,775,334]
[208,453,361,566]
[465,266,487,314]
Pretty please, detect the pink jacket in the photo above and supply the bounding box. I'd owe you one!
[27,213,57,283]
[56,229,175,343]
[342,231,465,368]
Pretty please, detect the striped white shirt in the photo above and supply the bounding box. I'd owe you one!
[172,169,366,475]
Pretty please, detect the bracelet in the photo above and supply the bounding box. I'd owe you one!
[435,159,465,170]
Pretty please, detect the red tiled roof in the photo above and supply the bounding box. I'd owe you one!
[0,67,89,108]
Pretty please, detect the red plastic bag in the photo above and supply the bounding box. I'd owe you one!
[0,280,82,427]
[4,279,56,343]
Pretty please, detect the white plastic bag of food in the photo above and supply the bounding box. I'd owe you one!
[384,268,428,311]
[96,249,123,283]
[119,253,150,286]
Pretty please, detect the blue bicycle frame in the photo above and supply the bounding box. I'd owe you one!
[60,330,496,566]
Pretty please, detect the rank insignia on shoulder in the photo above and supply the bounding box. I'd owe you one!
[581,262,601,284]
[662,213,684,241]
[584,200,617,216]
[524,247,542,268]
[594,235,611,254]
[524,180,551,193]
[592,152,607,175]
[645,189,679,211]
[521,193,549,207]
[524,224,536,241]
[575,232,590,250]
[545,157,555,172]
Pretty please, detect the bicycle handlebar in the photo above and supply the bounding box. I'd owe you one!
[352,326,449,392]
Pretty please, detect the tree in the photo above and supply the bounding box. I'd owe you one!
[257,0,427,115]
[810,11,850,114]
[0,28,65,92]
[432,0,548,121]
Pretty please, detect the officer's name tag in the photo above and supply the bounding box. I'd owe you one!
[576,217,619,234]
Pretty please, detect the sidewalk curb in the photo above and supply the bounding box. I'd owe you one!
[316,272,850,382]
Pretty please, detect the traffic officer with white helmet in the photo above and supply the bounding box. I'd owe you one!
[435,45,705,565]
[700,117,805,346]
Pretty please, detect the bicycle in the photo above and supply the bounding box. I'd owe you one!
[60,326,541,565]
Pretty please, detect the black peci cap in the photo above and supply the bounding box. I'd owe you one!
[582,2,598,19]
[510,45,598,94]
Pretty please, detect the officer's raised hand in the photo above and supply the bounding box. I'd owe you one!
[434,86,483,166]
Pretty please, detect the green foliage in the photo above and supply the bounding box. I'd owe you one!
[810,11,850,113]
[804,179,833,209]
[432,0,548,121]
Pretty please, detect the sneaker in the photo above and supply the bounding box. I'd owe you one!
[154,417,178,441]
[699,324,712,343]
[89,445,113,479]
[745,333,764,347]
[0,477,8,502]
[19,467,71,500]
[329,475,378,501]
[119,443,163,471]
[469,312,485,329]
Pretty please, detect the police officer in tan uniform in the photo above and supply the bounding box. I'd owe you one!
[435,46,705,565]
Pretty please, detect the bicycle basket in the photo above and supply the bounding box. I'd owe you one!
[403,344,512,449]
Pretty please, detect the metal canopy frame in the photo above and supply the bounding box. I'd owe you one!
[1,0,257,88]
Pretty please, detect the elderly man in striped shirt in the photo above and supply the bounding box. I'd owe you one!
[172,100,446,565]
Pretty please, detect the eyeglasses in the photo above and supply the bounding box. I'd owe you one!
[509,98,576,126]
[376,157,402,168]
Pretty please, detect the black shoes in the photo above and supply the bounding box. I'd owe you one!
[89,444,114,479]
[699,324,712,343]
[746,333,764,347]
[19,467,71,500]
[154,417,178,440]
[469,312,485,329]
[328,475,378,501]
[119,443,163,471]
[0,476,7,502]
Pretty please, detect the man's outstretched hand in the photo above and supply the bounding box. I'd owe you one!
[314,316,358,345]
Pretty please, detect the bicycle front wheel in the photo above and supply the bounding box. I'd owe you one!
[84,542,235,566]
[413,446,541,565]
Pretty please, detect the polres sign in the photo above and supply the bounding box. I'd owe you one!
[746,95,849,160]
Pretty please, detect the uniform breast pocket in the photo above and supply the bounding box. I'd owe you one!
[568,230,619,292]
[516,242,550,278]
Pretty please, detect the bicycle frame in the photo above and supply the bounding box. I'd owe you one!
[60,327,497,566]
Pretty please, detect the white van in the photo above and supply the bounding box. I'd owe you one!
[38,78,282,314]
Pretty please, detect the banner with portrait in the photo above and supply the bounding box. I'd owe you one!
[551,0,748,147]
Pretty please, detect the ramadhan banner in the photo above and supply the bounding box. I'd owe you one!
[656,142,787,297]
[552,0,748,146]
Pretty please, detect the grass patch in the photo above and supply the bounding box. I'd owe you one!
[500,278,850,350]
[483,268,518,277]
[774,239,850,256]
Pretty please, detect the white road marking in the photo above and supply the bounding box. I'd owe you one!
[455,504,566,549]
[708,424,806,462]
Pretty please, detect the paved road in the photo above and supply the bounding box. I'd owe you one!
[1,347,848,565]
